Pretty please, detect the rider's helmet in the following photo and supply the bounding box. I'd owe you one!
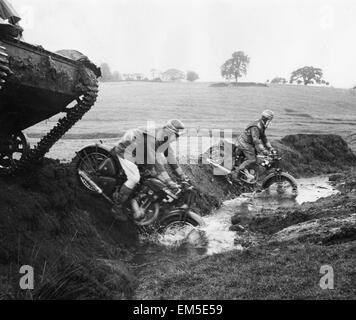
[261,110,274,128]
[164,119,185,137]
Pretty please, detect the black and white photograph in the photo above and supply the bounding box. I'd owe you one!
[0,0,355,304]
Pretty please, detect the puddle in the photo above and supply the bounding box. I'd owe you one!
[295,176,338,204]
[131,176,339,265]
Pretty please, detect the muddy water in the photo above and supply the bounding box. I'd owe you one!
[131,176,339,266]
[200,176,338,255]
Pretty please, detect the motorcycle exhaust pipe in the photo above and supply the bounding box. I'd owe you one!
[205,158,232,175]
[78,170,115,205]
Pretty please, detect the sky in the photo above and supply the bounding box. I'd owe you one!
[9,0,356,87]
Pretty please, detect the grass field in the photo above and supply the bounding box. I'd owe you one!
[27,83,356,144]
[26,83,356,162]
[134,241,355,300]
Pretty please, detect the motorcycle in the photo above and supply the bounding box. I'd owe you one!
[72,142,203,237]
[204,140,298,196]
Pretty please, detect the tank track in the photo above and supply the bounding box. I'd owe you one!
[0,43,11,90]
[0,49,99,176]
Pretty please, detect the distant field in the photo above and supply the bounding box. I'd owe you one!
[26,82,356,154]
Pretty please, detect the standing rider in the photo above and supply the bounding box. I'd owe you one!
[235,110,276,182]
[111,119,189,220]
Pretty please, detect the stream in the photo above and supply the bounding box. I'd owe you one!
[131,176,339,266]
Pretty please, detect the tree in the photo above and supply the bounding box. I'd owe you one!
[162,69,185,81]
[186,70,199,82]
[112,71,122,82]
[290,66,324,85]
[221,51,250,83]
[99,63,113,82]
[271,77,287,84]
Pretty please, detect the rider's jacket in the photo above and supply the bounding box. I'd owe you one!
[237,120,271,152]
[114,127,180,176]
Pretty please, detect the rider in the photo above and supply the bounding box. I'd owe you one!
[111,119,189,220]
[235,110,276,182]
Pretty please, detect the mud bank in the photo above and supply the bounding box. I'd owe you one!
[0,160,138,299]
[274,134,356,177]
[0,134,355,299]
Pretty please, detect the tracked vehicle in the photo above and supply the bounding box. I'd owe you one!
[0,34,101,175]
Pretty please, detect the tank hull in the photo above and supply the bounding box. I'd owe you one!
[0,38,83,134]
[0,36,100,175]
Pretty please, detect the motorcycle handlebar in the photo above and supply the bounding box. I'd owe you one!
[166,181,193,199]
[180,181,194,190]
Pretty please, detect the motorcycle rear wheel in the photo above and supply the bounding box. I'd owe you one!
[72,146,117,193]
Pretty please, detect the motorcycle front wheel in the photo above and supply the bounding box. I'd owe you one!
[157,211,203,245]
[262,172,299,197]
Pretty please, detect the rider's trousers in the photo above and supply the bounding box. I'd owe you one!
[118,157,141,189]
[235,139,257,171]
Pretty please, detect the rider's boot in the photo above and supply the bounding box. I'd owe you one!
[112,185,134,222]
